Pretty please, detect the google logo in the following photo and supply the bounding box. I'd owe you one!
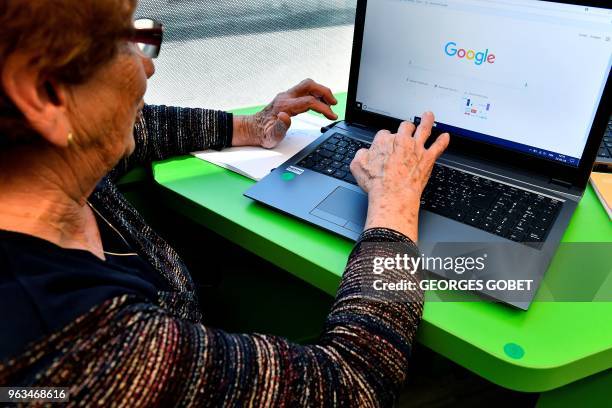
[444,42,496,65]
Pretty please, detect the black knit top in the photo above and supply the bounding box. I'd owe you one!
[0,105,424,407]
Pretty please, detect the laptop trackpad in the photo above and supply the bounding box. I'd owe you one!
[310,187,367,232]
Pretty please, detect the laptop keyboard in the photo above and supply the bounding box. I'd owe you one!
[298,133,367,185]
[298,133,563,244]
[597,118,612,159]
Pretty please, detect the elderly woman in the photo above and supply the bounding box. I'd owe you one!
[0,0,449,406]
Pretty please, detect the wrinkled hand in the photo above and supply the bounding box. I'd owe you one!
[350,112,450,242]
[233,79,338,149]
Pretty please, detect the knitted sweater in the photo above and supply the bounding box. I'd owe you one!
[0,105,424,407]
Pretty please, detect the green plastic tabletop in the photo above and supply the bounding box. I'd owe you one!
[152,93,612,392]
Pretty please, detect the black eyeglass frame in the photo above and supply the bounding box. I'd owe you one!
[129,18,164,59]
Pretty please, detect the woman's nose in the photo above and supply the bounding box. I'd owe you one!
[142,56,156,79]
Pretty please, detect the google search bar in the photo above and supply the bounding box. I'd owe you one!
[407,63,526,91]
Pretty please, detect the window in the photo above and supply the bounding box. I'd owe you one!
[136,0,356,110]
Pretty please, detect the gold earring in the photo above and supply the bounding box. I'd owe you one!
[67,132,74,145]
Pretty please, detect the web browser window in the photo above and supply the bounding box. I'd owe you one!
[355,0,612,166]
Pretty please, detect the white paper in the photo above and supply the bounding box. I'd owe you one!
[192,113,332,180]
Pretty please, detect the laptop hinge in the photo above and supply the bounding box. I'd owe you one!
[350,122,370,130]
[321,120,369,133]
[550,178,573,189]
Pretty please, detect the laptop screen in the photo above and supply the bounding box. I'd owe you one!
[355,0,612,167]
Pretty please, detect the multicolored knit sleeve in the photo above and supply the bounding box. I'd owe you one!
[0,228,423,407]
[114,105,233,176]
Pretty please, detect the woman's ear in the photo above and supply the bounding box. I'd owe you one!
[1,52,72,147]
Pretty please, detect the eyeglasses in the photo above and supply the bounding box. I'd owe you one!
[129,18,164,59]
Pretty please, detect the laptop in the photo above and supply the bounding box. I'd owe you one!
[595,116,612,168]
[246,0,612,309]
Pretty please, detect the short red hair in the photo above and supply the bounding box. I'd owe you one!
[0,0,137,145]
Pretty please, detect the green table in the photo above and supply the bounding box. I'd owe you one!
[152,93,612,403]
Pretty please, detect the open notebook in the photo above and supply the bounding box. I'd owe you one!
[192,113,331,181]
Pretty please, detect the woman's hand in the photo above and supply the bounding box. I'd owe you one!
[350,112,450,242]
[232,79,338,148]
